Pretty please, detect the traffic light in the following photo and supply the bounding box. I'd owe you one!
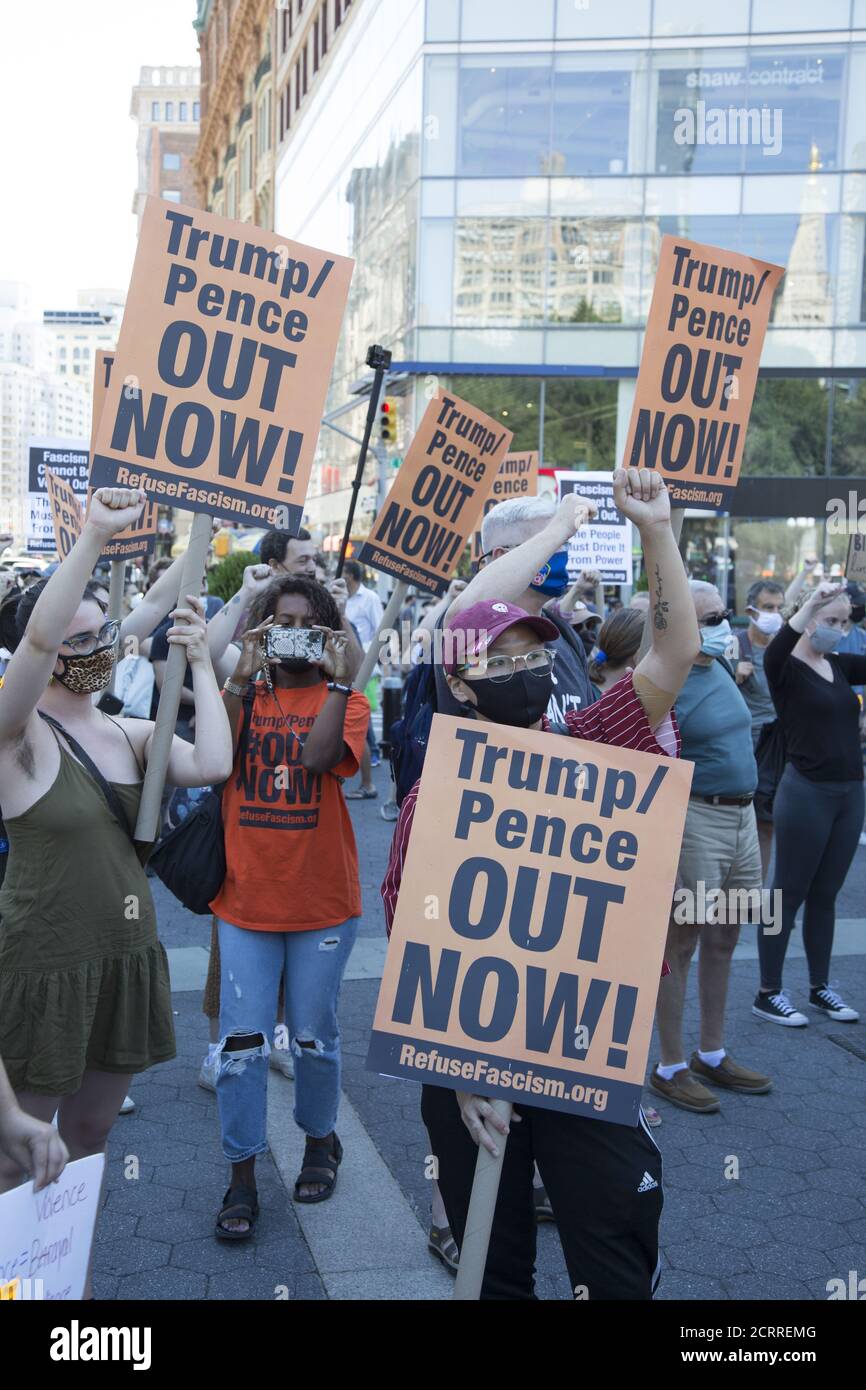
[380,396,398,446]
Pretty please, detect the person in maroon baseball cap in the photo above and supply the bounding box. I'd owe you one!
[381,467,701,1300]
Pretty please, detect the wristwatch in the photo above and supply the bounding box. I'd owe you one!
[223,678,248,698]
[327,681,353,697]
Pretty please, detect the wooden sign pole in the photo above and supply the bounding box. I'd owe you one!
[134,511,212,844]
[452,1100,513,1301]
[353,580,409,694]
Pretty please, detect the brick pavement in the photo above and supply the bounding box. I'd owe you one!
[91,769,866,1300]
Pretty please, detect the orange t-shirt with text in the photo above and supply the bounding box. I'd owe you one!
[212,680,370,932]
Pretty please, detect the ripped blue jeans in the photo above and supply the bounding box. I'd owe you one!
[215,916,359,1162]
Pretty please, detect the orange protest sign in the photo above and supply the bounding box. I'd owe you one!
[368,714,693,1126]
[90,197,354,529]
[45,467,84,560]
[90,351,158,561]
[624,236,784,513]
[472,451,539,561]
[358,393,513,595]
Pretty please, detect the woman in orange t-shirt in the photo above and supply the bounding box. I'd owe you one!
[211,577,370,1240]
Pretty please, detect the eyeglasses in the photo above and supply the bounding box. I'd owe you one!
[458,648,556,684]
[60,619,120,655]
[474,545,514,574]
[699,610,731,628]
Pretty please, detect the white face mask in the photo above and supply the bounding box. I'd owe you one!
[751,610,783,636]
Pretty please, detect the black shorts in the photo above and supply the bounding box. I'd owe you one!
[421,1084,663,1300]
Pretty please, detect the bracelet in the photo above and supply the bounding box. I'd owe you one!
[327,681,353,697]
[223,678,248,698]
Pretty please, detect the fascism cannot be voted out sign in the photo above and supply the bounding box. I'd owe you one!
[0,1153,104,1301]
[367,715,693,1126]
[556,471,633,586]
[90,197,354,529]
[471,451,539,561]
[26,439,89,555]
[358,393,513,595]
[624,236,784,513]
[45,467,84,560]
[90,351,158,560]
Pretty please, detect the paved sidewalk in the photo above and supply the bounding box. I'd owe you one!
[92,768,866,1301]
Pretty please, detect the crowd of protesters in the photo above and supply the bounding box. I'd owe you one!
[0,479,863,1301]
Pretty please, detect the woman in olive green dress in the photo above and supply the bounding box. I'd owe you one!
[0,488,233,1233]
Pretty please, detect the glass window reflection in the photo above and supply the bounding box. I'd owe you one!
[454,217,547,326]
[552,61,632,174]
[547,217,640,325]
[544,380,618,470]
[449,376,543,452]
[458,59,552,177]
[655,49,845,176]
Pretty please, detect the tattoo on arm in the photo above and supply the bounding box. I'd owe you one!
[653,564,669,632]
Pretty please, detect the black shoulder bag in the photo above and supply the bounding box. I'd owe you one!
[148,688,255,915]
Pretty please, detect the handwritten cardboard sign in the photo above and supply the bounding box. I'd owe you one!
[472,451,539,561]
[0,1153,105,1300]
[368,714,693,1125]
[90,352,158,561]
[359,394,513,595]
[556,471,633,585]
[846,532,866,586]
[45,467,84,560]
[624,236,784,513]
[90,197,354,529]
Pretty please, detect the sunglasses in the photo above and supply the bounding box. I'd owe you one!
[699,610,732,628]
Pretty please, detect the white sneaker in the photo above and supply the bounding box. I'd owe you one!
[269,1049,294,1080]
[809,986,860,1022]
[752,991,808,1026]
[198,1051,219,1092]
[119,1095,135,1114]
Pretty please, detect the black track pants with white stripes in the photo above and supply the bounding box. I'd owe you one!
[422,1085,663,1300]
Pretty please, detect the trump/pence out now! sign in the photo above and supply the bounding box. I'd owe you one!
[90,197,354,530]
[368,715,693,1126]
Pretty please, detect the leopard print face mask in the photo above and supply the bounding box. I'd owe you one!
[54,644,116,695]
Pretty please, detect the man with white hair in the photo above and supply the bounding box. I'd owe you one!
[650,579,771,1114]
[437,493,597,727]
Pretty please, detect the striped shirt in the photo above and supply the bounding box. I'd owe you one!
[382,671,680,976]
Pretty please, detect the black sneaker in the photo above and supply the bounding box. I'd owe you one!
[808,985,859,1022]
[752,991,808,1026]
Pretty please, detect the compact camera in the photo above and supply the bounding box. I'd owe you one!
[265,627,325,663]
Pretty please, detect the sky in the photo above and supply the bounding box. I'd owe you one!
[0,0,199,309]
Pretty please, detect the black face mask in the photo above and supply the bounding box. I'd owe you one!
[279,658,315,674]
[465,670,553,727]
[577,627,596,657]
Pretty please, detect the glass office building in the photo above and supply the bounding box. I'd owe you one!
[275,0,866,603]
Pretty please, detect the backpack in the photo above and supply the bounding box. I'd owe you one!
[388,660,438,806]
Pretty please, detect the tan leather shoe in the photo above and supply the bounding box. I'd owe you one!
[649,1066,721,1113]
[690,1052,772,1094]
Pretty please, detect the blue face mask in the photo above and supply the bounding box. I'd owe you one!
[531,549,570,599]
[700,619,733,659]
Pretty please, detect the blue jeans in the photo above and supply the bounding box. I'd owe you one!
[215,916,358,1162]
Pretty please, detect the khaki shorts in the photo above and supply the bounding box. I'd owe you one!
[673,797,762,927]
